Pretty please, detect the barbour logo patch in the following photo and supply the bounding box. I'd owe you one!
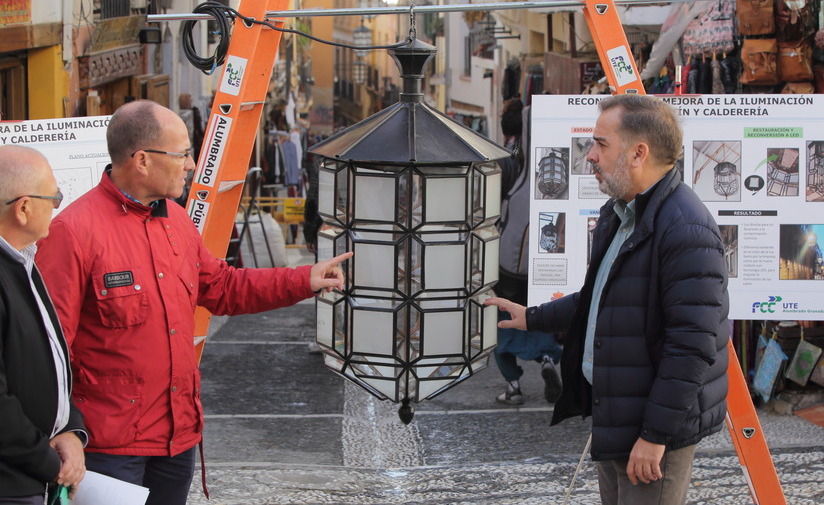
[104,271,134,288]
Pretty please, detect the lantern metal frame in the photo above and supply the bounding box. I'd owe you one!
[310,38,509,422]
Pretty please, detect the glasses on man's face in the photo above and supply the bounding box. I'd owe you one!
[130,148,193,159]
[5,189,64,209]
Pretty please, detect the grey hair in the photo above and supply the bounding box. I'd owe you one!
[598,95,682,167]
[106,100,164,164]
[0,145,49,210]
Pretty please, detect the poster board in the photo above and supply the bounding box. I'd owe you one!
[0,117,111,214]
[528,94,824,321]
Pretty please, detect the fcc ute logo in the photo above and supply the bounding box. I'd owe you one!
[752,296,782,313]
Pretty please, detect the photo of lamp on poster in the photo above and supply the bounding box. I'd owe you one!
[528,94,824,320]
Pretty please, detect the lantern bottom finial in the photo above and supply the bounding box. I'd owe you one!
[398,398,414,424]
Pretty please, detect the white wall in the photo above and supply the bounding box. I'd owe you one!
[445,13,496,135]
[31,0,61,24]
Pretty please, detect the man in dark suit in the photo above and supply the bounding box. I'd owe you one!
[0,145,86,503]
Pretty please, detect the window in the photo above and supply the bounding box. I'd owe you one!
[99,0,130,19]
[0,57,27,120]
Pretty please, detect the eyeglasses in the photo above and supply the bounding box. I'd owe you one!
[5,189,64,209]
[131,148,193,159]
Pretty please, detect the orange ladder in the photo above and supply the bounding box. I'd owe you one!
[185,0,291,362]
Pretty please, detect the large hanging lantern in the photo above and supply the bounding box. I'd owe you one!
[309,39,510,423]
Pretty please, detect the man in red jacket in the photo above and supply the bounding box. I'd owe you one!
[36,100,350,505]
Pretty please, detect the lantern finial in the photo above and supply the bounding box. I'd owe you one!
[388,39,436,103]
[398,398,414,424]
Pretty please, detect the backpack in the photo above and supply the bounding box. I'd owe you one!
[775,0,814,42]
[740,38,780,85]
[736,0,775,36]
[497,152,531,306]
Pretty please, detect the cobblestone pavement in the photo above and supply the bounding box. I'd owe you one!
[186,250,824,504]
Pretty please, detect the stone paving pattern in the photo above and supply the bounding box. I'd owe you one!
[186,250,824,504]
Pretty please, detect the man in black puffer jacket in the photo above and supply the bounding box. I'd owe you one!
[487,95,729,505]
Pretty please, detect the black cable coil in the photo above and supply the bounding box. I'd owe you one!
[182,1,234,75]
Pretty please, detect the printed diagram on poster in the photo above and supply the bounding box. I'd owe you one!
[2,116,111,215]
[528,95,824,320]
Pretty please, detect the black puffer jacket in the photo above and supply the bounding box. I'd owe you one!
[526,168,729,461]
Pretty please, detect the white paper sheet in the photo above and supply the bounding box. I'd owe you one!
[72,471,149,505]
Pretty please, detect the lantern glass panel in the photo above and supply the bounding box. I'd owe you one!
[318,169,335,217]
[482,300,497,350]
[418,378,459,399]
[396,238,412,296]
[485,237,500,286]
[470,225,500,289]
[424,177,466,222]
[410,171,424,228]
[354,242,397,290]
[482,168,502,223]
[405,303,421,361]
[352,307,394,355]
[355,174,397,222]
[317,224,346,260]
[323,352,345,373]
[422,310,464,355]
[393,304,410,357]
[397,169,412,229]
[424,243,466,290]
[361,376,396,400]
[334,300,347,355]
[410,237,423,294]
[417,166,469,177]
[316,299,334,349]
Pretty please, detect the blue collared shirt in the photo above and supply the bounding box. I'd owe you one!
[581,198,637,384]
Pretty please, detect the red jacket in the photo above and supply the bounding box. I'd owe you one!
[36,171,314,456]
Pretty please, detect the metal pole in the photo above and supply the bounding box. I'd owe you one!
[147,0,696,22]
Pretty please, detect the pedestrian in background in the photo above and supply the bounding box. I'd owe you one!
[493,97,563,406]
[0,145,86,503]
[36,100,351,505]
[486,94,729,505]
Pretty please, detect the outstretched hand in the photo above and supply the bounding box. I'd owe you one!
[309,251,353,293]
[484,297,528,330]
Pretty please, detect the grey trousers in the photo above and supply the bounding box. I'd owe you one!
[596,444,697,505]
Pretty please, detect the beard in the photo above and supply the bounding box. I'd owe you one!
[594,152,632,201]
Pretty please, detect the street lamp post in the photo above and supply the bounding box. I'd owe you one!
[309,38,510,423]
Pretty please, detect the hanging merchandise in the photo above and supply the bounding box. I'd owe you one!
[740,38,780,85]
[754,329,769,371]
[775,0,814,42]
[687,61,701,93]
[785,330,823,386]
[699,56,714,93]
[810,348,824,386]
[778,38,814,81]
[681,0,735,57]
[720,53,741,93]
[712,54,725,93]
[752,334,788,404]
[737,0,775,36]
[782,80,816,92]
[814,64,824,92]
